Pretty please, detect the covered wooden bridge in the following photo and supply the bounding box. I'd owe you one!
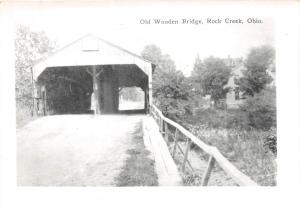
[22,35,258,187]
[31,34,155,115]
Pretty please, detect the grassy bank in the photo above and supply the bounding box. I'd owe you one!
[116,122,158,186]
[176,109,277,186]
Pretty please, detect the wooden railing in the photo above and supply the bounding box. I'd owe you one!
[150,104,258,186]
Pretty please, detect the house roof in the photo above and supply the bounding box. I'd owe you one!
[32,34,155,80]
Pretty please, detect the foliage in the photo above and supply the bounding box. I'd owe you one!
[176,88,277,185]
[186,108,250,130]
[190,54,205,80]
[119,87,144,101]
[239,87,276,130]
[236,45,275,96]
[263,127,277,156]
[141,45,192,120]
[146,44,277,186]
[190,56,231,107]
[185,123,277,186]
[182,173,202,186]
[183,88,276,131]
[15,25,55,125]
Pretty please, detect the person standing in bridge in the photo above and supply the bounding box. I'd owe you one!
[90,92,101,115]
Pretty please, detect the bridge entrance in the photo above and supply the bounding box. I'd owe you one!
[36,66,93,114]
[31,35,154,116]
[36,64,149,115]
[118,87,145,112]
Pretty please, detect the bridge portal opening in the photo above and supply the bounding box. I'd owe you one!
[35,64,150,115]
[37,66,93,114]
[118,87,145,111]
[31,35,154,116]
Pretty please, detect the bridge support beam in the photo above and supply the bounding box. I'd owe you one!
[92,65,101,115]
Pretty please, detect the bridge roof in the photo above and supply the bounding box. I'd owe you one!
[32,34,155,81]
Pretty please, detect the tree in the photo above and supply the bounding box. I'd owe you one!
[191,54,205,78]
[141,45,177,95]
[240,87,276,130]
[15,25,55,122]
[190,54,205,93]
[141,45,192,119]
[191,56,231,107]
[236,45,275,96]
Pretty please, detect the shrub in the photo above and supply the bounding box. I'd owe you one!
[16,98,36,128]
[263,127,277,156]
[240,88,276,130]
[185,124,277,186]
[187,108,250,130]
[154,96,194,125]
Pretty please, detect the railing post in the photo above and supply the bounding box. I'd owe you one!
[201,155,216,186]
[158,116,161,130]
[160,117,164,133]
[181,139,191,172]
[172,128,179,157]
[164,122,169,143]
[149,104,258,186]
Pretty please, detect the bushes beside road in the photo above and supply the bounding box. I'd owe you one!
[166,88,277,186]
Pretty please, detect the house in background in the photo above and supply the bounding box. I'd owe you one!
[224,57,246,109]
[224,56,276,109]
[191,56,245,110]
[191,56,275,111]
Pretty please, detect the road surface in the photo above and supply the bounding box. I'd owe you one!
[17,114,144,186]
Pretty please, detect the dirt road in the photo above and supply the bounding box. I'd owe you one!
[17,114,144,186]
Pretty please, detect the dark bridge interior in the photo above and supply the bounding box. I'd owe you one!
[36,64,149,115]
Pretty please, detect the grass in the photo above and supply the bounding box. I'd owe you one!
[166,107,277,186]
[116,122,158,186]
[184,121,277,186]
[183,108,250,130]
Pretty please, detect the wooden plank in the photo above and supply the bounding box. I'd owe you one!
[176,143,185,156]
[186,158,195,172]
[95,69,103,78]
[87,68,103,79]
[181,139,191,172]
[176,141,194,172]
[201,155,215,186]
[86,68,93,76]
[172,128,179,157]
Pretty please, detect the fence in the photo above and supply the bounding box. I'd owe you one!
[150,104,258,186]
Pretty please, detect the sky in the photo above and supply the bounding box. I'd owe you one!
[11,2,274,76]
